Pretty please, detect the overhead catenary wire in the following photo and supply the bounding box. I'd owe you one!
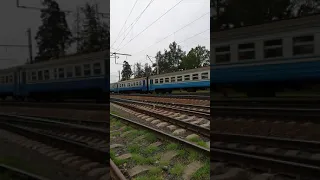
[131,11,210,55]
[113,0,156,50]
[111,0,139,48]
[116,0,185,51]
[177,28,210,44]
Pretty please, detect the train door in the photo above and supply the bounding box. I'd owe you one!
[144,78,147,92]
[20,70,27,97]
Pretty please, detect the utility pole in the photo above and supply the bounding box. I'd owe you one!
[27,28,33,64]
[76,6,80,52]
[118,70,121,81]
[110,52,131,65]
[147,55,158,74]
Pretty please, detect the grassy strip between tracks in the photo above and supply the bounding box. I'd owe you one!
[110,114,210,180]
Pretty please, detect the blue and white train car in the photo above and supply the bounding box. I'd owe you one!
[211,14,320,97]
[149,66,210,93]
[20,51,108,101]
[113,77,147,93]
[0,66,19,100]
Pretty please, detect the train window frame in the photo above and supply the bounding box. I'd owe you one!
[171,77,176,82]
[66,66,73,78]
[44,70,50,80]
[184,74,190,81]
[75,65,82,77]
[31,71,37,81]
[139,81,142,86]
[165,77,169,83]
[0,76,4,84]
[238,42,255,61]
[58,68,65,79]
[83,64,91,76]
[5,76,8,83]
[293,35,314,56]
[93,62,101,75]
[201,72,209,79]
[264,39,283,59]
[53,68,58,79]
[38,70,43,81]
[192,73,199,80]
[159,78,164,84]
[155,79,158,84]
[177,76,182,82]
[215,45,231,63]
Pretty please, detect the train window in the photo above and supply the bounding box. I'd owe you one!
[58,68,65,78]
[139,81,142,86]
[165,78,169,83]
[184,75,190,81]
[215,46,230,63]
[75,65,82,77]
[192,73,199,80]
[159,78,163,83]
[177,76,182,82]
[31,71,37,81]
[44,70,50,80]
[53,68,58,79]
[83,64,91,76]
[171,77,175,82]
[293,35,314,56]
[155,79,158,84]
[238,43,255,61]
[93,63,101,75]
[38,71,43,81]
[201,72,209,79]
[9,75,13,83]
[5,76,8,83]
[0,76,3,84]
[66,66,73,78]
[264,39,283,58]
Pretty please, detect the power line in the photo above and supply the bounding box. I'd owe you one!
[177,28,210,44]
[117,0,184,51]
[114,0,156,50]
[131,11,210,55]
[111,0,139,48]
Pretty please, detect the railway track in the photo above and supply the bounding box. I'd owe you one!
[110,113,210,179]
[212,99,320,179]
[111,100,210,143]
[0,114,111,180]
[111,93,210,100]
[0,101,109,111]
[0,164,48,180]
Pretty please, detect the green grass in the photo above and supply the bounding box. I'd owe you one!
[144,132,157,142]
[134,174,164,180]
[132,154,154,165]
[169,163,185,176]
[142,145,159,155]
[128,144,142,154]
[192,161,210,180]
[165,143,179,150]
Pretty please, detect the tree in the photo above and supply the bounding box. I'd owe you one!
[78,2,109,53]
[212,0,320,31]
[35,0,73,62]
[153,41,186,74]
[133,62,144,78]
[121,61,132,81]
[180,45,210,70]
[143,63,152,77]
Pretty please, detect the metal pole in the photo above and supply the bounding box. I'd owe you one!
[27,28,33,64]
[76,6,80,52]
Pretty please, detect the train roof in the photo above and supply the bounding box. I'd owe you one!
[150,66,210,78]
[0,65,23,74]
[116,77,146,83]
[23,50,108,69]
[212,14,320,44]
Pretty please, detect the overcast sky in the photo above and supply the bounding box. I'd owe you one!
[110,0,210,83]
[0,0,109,69]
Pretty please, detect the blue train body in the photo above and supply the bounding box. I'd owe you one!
[211,14,320,97]
[0,51,108,101]
[111,66,210,93]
